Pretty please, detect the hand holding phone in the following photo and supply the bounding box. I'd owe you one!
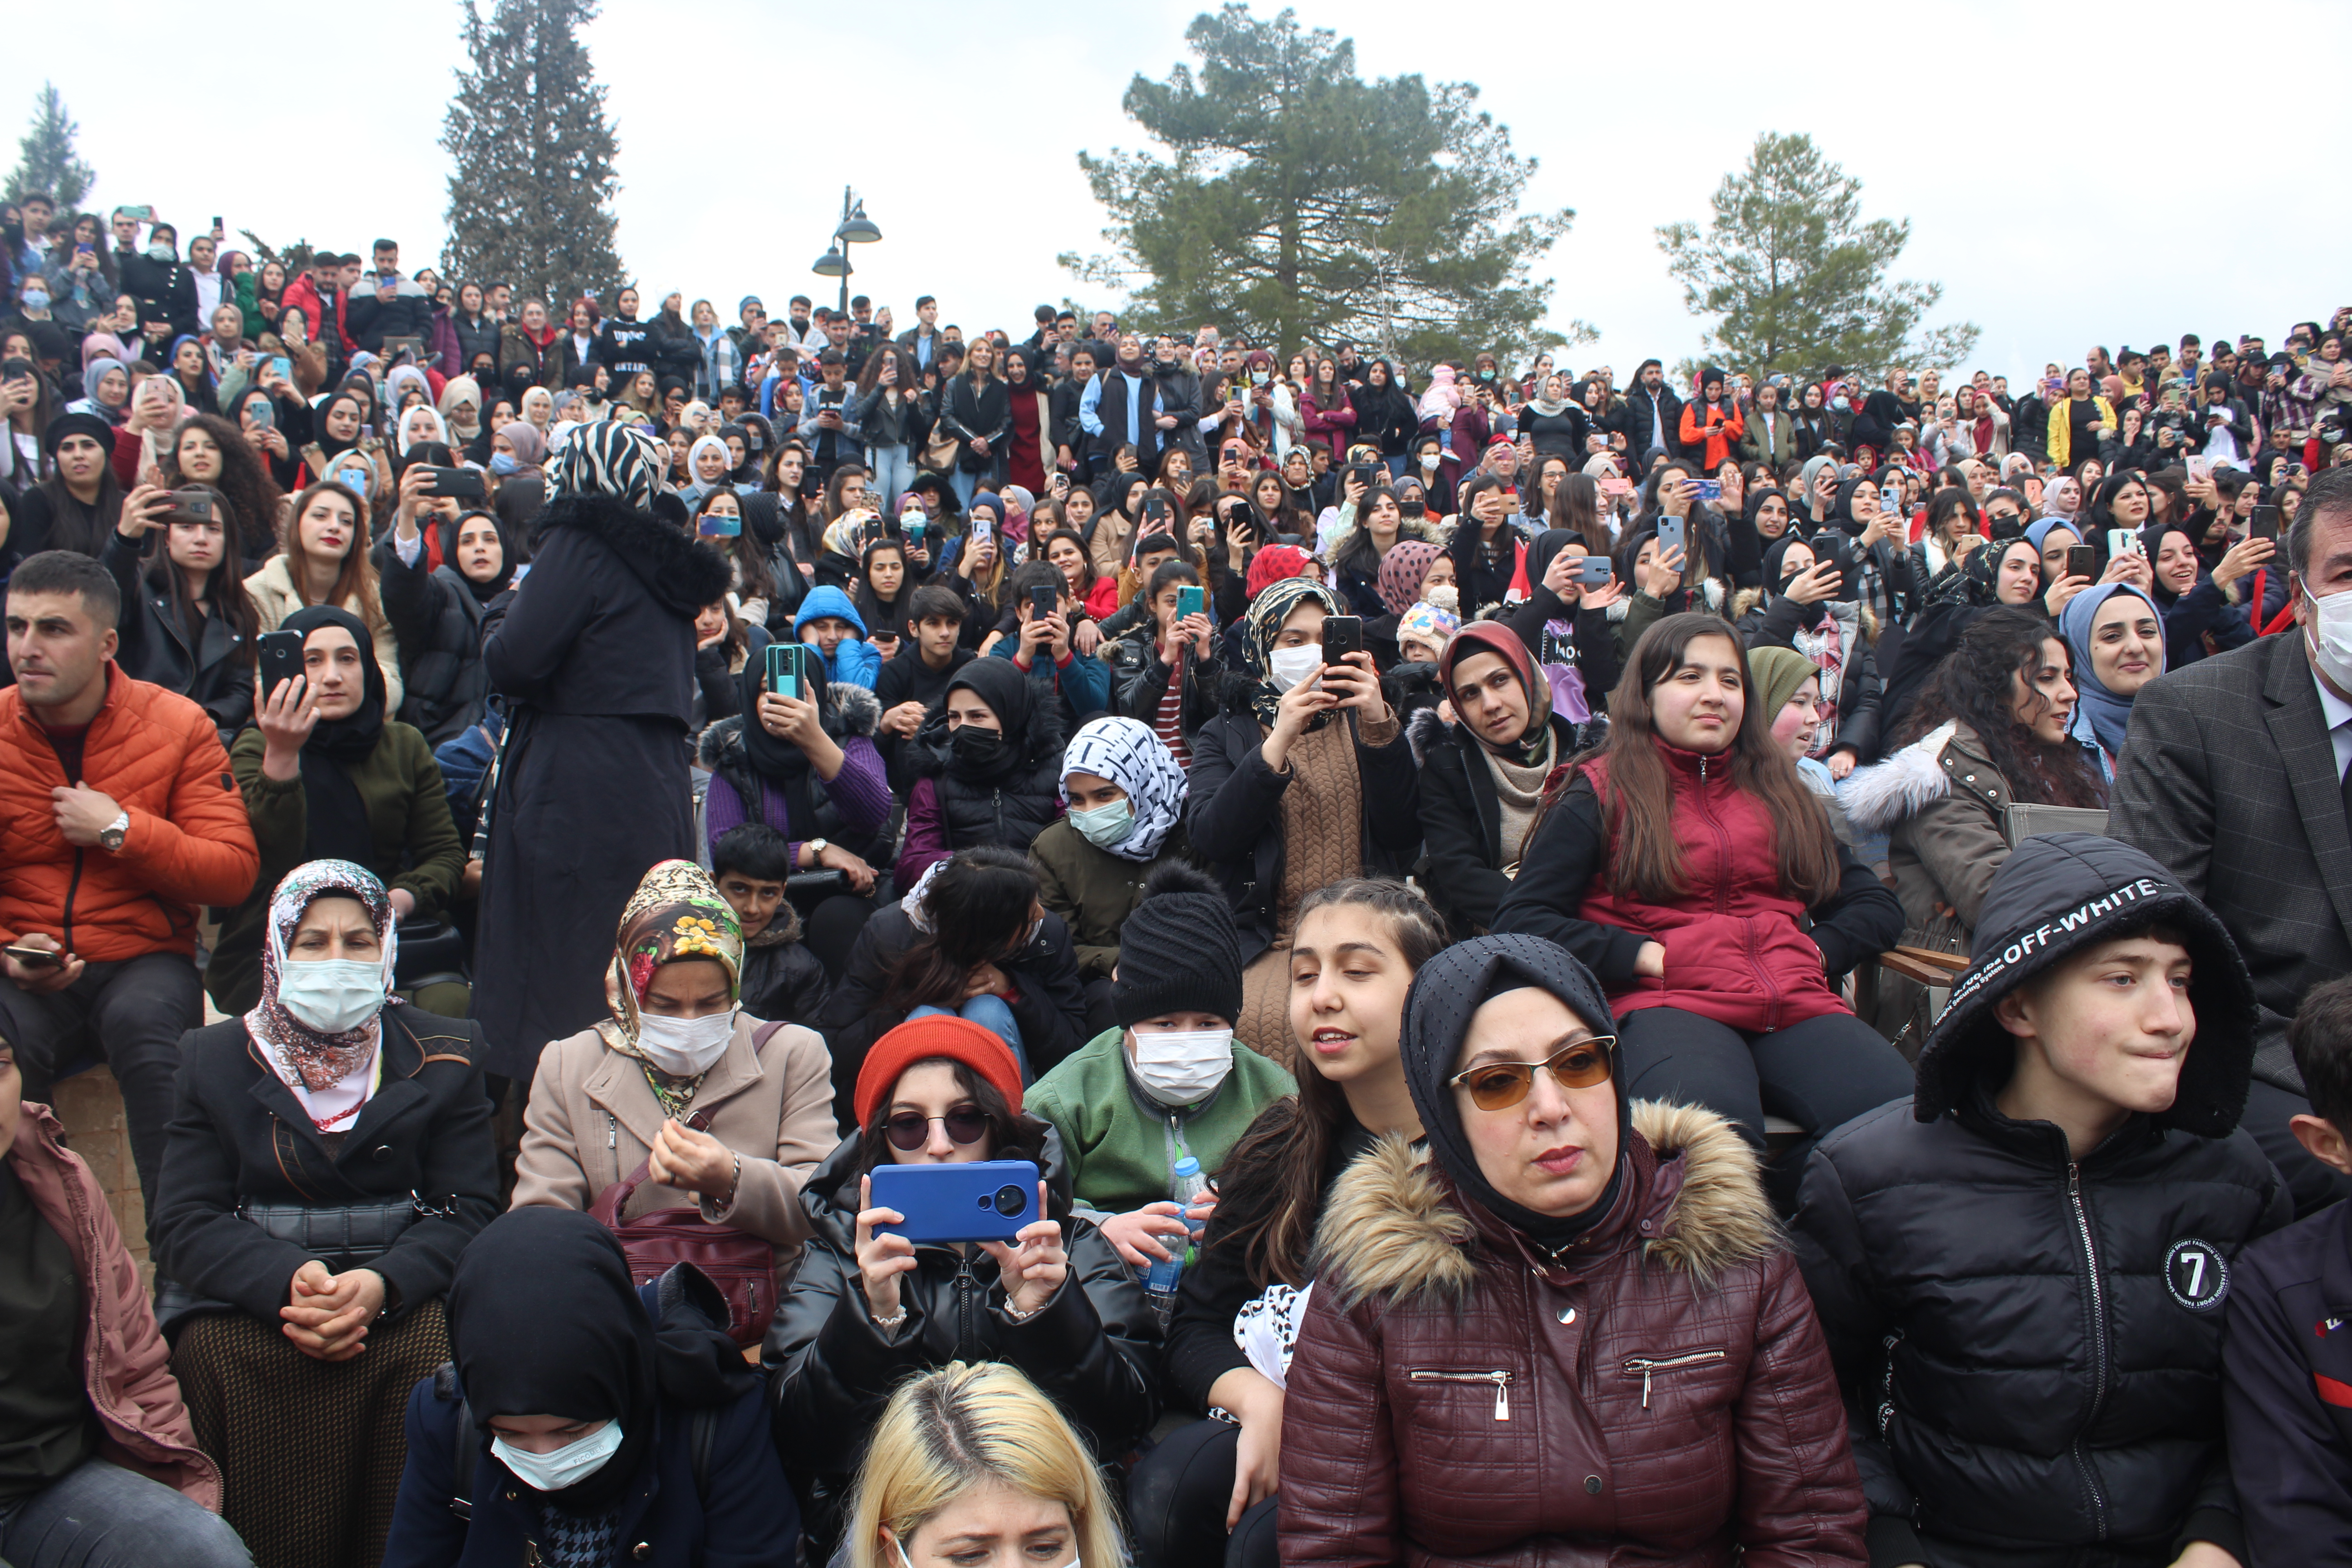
[1320,615,1364,666]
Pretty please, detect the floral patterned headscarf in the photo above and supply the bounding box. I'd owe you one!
[598,860,744,1059]
[244,860,397,1123]
[1242,576,1343,731]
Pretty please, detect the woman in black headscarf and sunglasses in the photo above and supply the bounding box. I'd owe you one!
[1275,934,1866,1565]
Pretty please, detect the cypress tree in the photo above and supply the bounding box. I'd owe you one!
[6,83,97,210]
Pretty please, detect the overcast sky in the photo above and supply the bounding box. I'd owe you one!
[10,0,2346,387]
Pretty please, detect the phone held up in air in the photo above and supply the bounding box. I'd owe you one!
[1321,614,1363,666]
[2249,505,2280,542]
[1654,516,1686,557]
[869,1160,1041,1246]
[2066,544,2099,582]
[1029,585,1060,623]
[1176,584,1205,621]
[425,467,485,501]
[257,629,305,701]
[1577,556,1615,588]
[764,642,804,699]
[2107,528,2145,559]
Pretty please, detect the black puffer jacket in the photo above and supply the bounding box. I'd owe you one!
[1105,621,1221,743]
[1793,834,2291,1568]
[372,539,491,748]
[99,530,255,739]
[906,707,1064,861]
[765,1128,1157,1544]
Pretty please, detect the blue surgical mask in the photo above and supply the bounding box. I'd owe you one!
[275,957,387,1034]
[1069,800,1135,849]
[492,1419,625,1493]
[22,288,48,312]
[488,451,519,475]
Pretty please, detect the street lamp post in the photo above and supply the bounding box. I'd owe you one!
[811,185,882,318]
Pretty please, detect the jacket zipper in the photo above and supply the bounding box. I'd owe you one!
[1622,1349,1727,1408]
[60,848,85,957]
[2064,1162,2112,1539]
[1407,1367,1513,1421]
[993,788,1006,844]
[954,1253,977,1352]
[1691,754,1779,1018]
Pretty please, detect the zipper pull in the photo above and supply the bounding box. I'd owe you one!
[1493,1373,1510,1421]
[1641,1364,1653,1408]
[2067,1162,2080,1198]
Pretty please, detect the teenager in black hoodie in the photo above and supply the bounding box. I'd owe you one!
[870,583,976,790]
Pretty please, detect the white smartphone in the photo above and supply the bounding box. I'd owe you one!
[2107,528,2144,559]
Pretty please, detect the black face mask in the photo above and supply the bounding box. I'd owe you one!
[951,725,1006,771]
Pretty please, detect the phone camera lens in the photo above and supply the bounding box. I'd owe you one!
[992,1185,1026,1218]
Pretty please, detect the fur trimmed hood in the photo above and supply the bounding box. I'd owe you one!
[1310,1100,1778,1311]
[1839,720,1960,834]
[696,681,882,775]
[531,490,732,618]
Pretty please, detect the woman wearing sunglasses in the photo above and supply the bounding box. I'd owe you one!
[767,1015,1155,1562]
[1493,613,1909,1208]
[1279,934,1865,1563]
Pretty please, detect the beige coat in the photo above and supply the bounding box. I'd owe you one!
[511,1013,838,1288]
[243,552,406,714]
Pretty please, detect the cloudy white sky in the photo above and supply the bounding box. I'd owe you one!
[10,0,2345,386]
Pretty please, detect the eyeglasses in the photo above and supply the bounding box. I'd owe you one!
[1448,1037,1617,1111]
[881,1108,993,1152]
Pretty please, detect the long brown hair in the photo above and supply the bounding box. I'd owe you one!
[1208,878,1448,1290]
[1579,612,1839,905]
[282,480,387,635]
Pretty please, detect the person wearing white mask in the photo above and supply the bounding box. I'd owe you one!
[512,858,838,1314]
[1026,862,1296,1270]
[1184,578,1423,1061]
[150,858,498,1568]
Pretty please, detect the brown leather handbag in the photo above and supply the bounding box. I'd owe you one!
[586,1024,789,1347]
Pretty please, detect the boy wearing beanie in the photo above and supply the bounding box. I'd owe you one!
[1794,834,2289,1568]
[1025,865,1295,1269]
[2223,975,2352,1560]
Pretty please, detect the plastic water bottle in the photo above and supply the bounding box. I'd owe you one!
[1142,1157,1210,1320]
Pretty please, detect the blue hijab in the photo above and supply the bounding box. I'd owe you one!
[2024,515,2080,556]
[2059,581,2163,759]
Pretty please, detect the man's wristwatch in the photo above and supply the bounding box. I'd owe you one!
[804,838,829,869]
[98,811,129,853]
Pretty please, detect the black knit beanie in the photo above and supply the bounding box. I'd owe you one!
[1112,865,1244,1028]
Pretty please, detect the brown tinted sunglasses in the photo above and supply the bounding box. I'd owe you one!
[1448,1037,1617,1111]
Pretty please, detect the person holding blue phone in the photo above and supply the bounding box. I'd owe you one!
[767,1015,1155,1558]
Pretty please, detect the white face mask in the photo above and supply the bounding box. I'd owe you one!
[277,958,387,1034]
[492,1419,625,1493]
[1267,645,1323,694]
[1131,1027,1235,1105]
[633,1009,736,1076]
[2307,583,2352,694]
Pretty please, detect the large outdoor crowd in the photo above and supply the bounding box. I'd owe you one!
[3,193,2352,1568]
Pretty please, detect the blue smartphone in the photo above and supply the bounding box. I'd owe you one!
[1176,584,1205,619]
[699,512,740,538]
[870,1160,1041,1246]
[1695,479,1723,501]
[764,641,798,698]
[1654,516,1686,556]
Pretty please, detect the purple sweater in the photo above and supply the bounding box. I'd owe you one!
[704,735,892,868]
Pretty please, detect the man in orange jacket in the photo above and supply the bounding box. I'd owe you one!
[0,552,260,1237]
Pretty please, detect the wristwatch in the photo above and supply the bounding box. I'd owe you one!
[98,811,129,853]
[804,838,829,869]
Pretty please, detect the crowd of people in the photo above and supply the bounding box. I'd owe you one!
[1,192,2351,1568]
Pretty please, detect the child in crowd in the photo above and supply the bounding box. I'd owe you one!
[794,583,881,688]
[870,583,975,789]
[709,823,831,1029]
[2224,974,2352,1562]
[1026,864,1295,1267]
[1795,834,2288,1568]
[1029,716,1198,1013]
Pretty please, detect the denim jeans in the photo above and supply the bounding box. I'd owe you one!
[0,1458,254,1568]
[950,468,980,510]
[867,444,914,509]
[911,995,1028,1081]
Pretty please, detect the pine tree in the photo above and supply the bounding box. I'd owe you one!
[439,0,625,309]
[6,83,97,211]
[1656,131,1977,380]
[1064,5,1584,366]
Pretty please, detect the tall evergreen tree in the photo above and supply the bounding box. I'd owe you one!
[6,83,97,210]
[1656,131,1978,379]
[1065,5,1583,366]
[439,0,625,309]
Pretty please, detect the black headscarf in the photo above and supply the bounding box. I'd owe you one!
[1399,934,1631,1251]
[282,605,385,868]
[1763,534,1830,630]
[1525,528,1580,595]
[941,657,1038,783]
[735,637,832,784]
[438,510,517,603]
[446,1208,656,1514]
[314,393,363,463]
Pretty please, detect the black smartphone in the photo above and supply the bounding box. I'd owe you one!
[1143,494,1169,525]
[2250,505,2280,542]
[861,516,885,546]
[1321,614,1363,666]
[1029,585,1060,622]
[2066,544,2099,581]
[257,629,305,700]
[425,466,485,500]
[3,943,63,970]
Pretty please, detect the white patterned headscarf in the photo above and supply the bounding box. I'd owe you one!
[1060,717,1188,862]
[554,419,664,510]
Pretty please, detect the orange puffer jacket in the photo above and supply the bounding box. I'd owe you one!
[0,663,261,960]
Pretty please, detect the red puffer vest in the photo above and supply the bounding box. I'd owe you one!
[1577,745,1847,1033]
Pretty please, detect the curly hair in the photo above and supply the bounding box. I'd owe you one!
[1903,606,2107,809]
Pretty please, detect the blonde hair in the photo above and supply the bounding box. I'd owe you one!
[845,1362,1125,1568]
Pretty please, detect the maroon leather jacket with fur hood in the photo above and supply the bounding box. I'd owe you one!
[6,1102,221,1509]
[1279,1101,1865,1566]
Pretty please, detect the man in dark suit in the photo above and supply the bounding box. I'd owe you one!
[2111,463,2352,1213]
